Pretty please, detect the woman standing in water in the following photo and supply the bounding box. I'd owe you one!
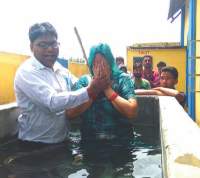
[66,43,138,165]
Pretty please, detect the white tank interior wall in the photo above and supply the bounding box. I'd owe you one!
[0,103,19,138]
[159,96,200,178]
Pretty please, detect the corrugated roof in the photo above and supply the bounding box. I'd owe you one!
[128,42,184,49]
[168,0,186,20]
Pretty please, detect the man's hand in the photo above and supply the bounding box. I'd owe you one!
[87,76,111,100]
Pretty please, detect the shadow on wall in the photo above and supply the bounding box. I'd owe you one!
[133,96,159,127]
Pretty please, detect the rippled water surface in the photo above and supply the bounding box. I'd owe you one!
[0,126,162,178]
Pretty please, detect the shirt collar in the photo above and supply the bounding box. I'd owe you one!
[53,62,63,72]
[31,56,46,70]
[31,56,61,72]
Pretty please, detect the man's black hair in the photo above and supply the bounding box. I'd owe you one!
[157,61,166,68]
[119,64,127,73]
[29,22,58,42]
[161,66,178,80]
[143,55,153,60]
[116,56,124,63]
[133,62,142,69]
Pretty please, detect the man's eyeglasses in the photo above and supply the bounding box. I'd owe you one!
[36,42,60,49]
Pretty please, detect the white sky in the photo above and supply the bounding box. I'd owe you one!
[0,0,180,59]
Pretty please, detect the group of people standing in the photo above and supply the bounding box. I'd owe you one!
[13,21,185,173]
[116,55,185,107]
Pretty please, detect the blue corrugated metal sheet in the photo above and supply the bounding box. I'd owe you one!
[187,0,196,120]
[180,6,185,47]
[168,0,186,20]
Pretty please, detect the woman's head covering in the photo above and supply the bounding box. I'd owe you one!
[88,43,122,79]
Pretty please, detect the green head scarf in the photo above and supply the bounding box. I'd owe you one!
[88,43,122,79]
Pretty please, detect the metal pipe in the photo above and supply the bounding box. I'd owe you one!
[74,27,89,67]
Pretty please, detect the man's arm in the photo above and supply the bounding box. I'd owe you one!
[65,99,93,118]
[154,87,185,103]
[14,69,89,113]
[135,87,185,105]
[135,89,164,95]
[65,75,111,118]
[153,87,179,96]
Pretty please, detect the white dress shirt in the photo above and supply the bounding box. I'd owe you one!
[14,57,89,143]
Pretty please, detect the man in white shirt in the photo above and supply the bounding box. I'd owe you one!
[14,22,109,146]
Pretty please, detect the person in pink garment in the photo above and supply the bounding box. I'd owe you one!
[142,55,160,88]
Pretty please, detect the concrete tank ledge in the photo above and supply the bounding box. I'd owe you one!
[159,96,200,178]
[0,102,17,110]
[0,102,19,138]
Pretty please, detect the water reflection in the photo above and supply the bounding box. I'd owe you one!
[0,126,162,178]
